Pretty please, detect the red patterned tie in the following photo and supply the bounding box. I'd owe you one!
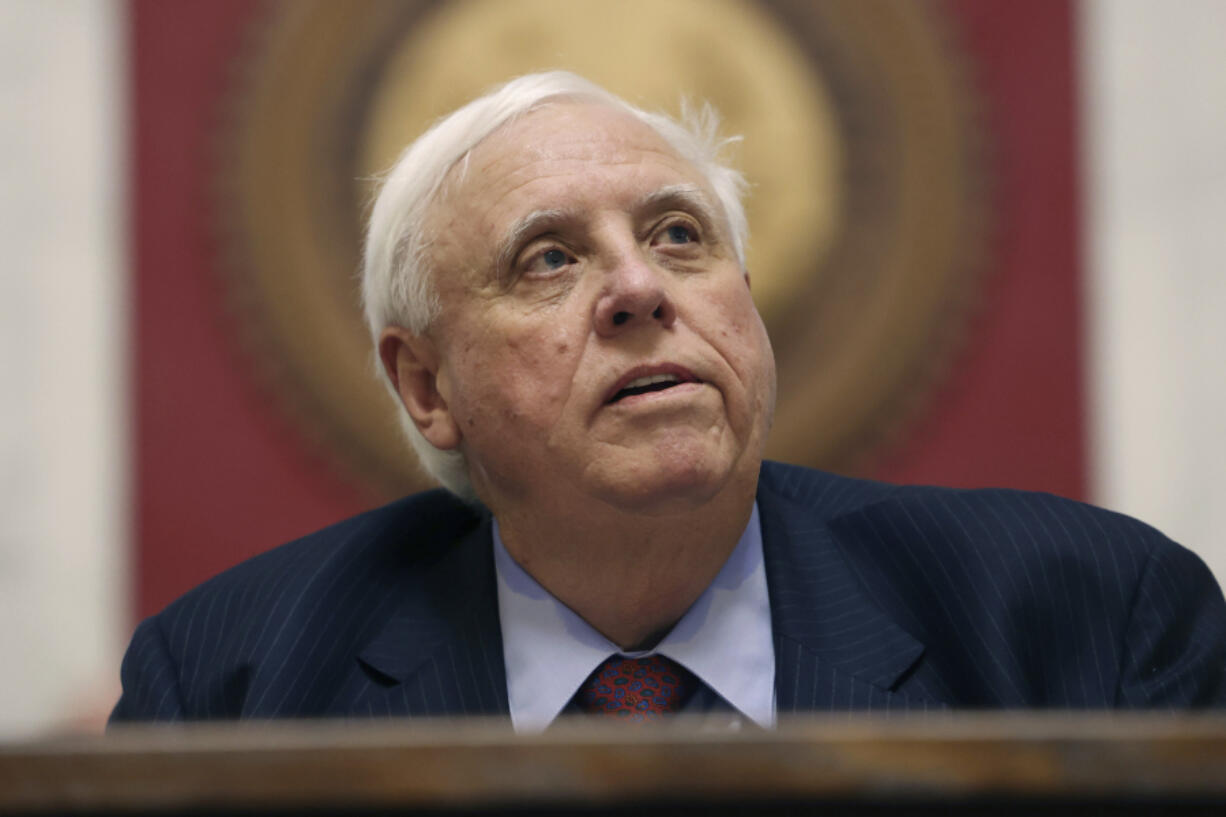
[575,655,698,721]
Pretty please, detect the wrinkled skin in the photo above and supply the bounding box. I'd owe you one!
[380,102,776,646]
[390,103,774,513]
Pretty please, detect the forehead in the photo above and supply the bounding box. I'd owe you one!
[436,102,711,232]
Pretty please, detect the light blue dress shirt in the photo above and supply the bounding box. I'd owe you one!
[492,502,776,733]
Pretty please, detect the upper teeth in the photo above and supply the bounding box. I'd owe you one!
[623,374,681,390]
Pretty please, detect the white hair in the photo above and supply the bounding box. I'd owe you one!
[361,71,749,499]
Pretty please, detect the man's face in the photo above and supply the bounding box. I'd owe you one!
[419,102,776,515]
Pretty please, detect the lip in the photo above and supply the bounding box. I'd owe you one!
[603,363,703,405]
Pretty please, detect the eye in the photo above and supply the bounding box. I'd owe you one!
[542,248,569,269]
[647,216,705,265]
[518,243,577,278]
[663,223,696,244]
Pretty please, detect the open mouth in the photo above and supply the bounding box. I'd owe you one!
[608,372,700,404]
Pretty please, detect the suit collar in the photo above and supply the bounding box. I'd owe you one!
[353,464,935,717]
[356,510,510,717]
[757,464,931,710]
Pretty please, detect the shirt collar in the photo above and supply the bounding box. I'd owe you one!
[492,503,775,732]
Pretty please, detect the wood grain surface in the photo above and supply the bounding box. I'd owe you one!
[2,713,1225,813]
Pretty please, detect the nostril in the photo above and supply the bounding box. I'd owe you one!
[613,311,631,326]
[652,306,663,319]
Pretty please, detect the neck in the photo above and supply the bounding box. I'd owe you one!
[493,474,757,651]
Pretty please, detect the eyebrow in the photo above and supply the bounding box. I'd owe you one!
[491,183,723,277]
[634,184,719,226]
[494,208,573,278]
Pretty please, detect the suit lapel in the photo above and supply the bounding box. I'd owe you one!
[354,514,510,718]
[347,464,940,718]
[757,465,938,712]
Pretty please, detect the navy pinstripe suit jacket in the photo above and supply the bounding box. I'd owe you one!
[111,462,1226,721]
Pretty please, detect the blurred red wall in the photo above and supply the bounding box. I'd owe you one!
[131,0,1084,619]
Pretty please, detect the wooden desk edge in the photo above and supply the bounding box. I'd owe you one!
[2,712,1225,812]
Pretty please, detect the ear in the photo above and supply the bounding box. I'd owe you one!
[377,327,462,451]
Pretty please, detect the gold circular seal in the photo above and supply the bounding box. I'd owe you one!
[218,0,987,497]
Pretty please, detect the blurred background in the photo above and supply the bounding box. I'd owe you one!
[1,0,1224,737]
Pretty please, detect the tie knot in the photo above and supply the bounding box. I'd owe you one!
[575,654,697,721]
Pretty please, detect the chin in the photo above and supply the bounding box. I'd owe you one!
[590,449,737,515]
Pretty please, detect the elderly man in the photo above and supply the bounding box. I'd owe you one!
[112,72,1226,729]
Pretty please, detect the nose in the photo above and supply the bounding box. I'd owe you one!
[593,253,677,337]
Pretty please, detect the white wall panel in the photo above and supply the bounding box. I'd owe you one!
[0,0,127,736]
[1082,0,1226,584]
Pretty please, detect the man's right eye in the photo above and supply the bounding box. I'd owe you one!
[518,245,575,278]
[542,248,569,269]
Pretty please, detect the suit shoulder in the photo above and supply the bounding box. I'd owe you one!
[758,460,904,515]
[151,489,483,628]
[829,481,1189,626]
[824,482,1224,706]
[883,483,1176,564]
[113,488,487,720]
[760,461,1178,566]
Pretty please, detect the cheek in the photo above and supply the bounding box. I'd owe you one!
[709,285,765,359]
[707,285,776,411]
[460,321,584,431]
